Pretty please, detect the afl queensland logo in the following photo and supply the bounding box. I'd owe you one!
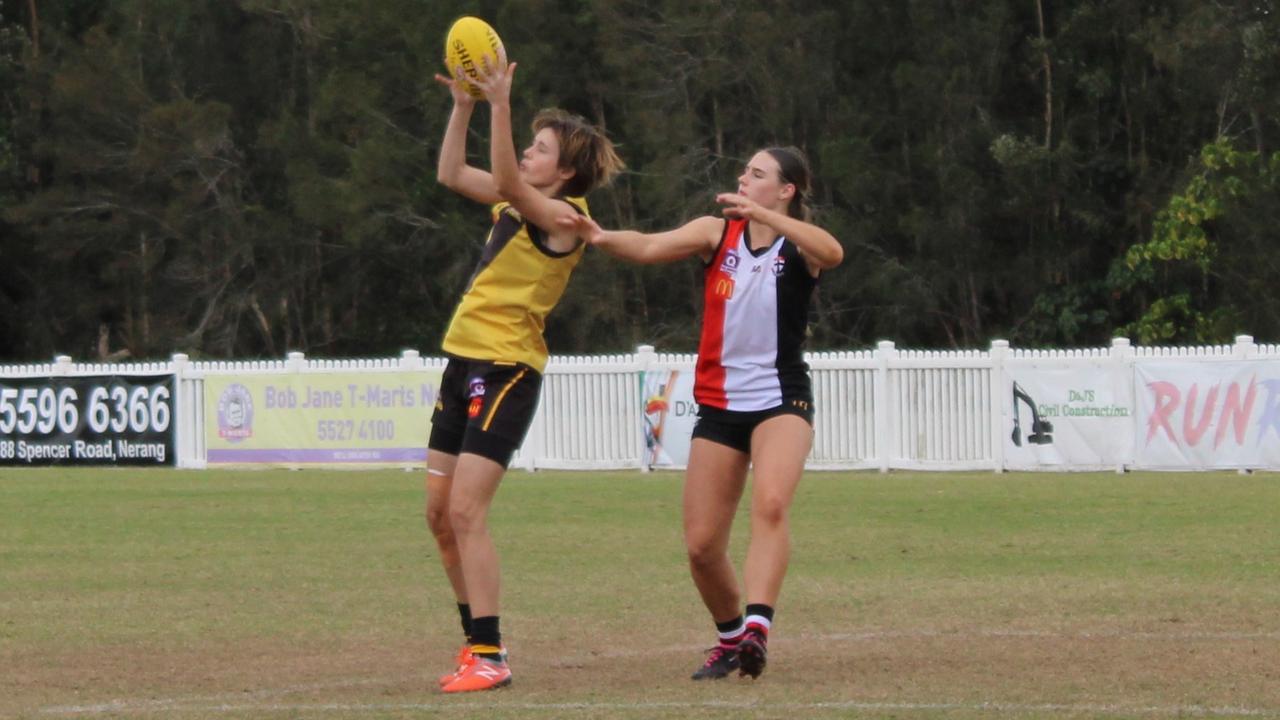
[467,377,486,419]
[719,250,740,276]
[217,383,254,442]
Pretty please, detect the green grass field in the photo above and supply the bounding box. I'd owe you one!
[2,468,1278,719]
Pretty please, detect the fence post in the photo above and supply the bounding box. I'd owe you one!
[874,340,894,473]
[1234,335,1256,475]
[989,340,1009,474]
[401,349,426,471]
[1234,334,1256,359]
[54,355,73,375]
[636,344,656,473]
[1108,338,1132,474]
[399,349,423,370]
[171,352,191,469]
[286,351,306,372]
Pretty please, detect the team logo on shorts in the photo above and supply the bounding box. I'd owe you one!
[467,378,486,419]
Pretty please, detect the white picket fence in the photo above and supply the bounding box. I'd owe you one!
[4,335,1277,472]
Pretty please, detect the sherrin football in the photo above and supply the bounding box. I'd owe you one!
[444,16,504,99]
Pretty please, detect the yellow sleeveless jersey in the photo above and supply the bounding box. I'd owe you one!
[442,197,588,372]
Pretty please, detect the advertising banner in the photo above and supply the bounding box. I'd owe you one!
[1134,360,1280,469]
[0,374,175,466]
[1004,362,1133,469]
[642,369,697,468]
[203,371,441,466]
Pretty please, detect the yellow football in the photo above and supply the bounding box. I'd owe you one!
[443,16,504,99]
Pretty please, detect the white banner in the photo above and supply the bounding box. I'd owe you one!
[1004,362,1133,469]
[1134,360,1280,469]
[642,369,697,468]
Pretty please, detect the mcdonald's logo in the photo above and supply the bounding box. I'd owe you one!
[713,277,735,299]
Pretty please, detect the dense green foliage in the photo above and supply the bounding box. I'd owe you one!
[1,1,1277,361]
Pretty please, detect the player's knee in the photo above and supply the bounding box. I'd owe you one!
[751,493,790,529]
[448,503,485,535]
[425,503,452,539]
[685,535,722,569]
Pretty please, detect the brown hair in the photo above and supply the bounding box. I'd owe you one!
[532,108,625,197]
[764,146,812,220]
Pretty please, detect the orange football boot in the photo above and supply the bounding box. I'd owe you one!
[437,644,474,687]
[441,655,512,692]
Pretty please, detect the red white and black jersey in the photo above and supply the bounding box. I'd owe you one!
[695,218,817,411]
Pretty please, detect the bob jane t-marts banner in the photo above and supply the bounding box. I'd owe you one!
[202,372,441,467]
[0,374,175,466]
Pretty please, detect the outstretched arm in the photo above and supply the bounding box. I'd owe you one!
[716,193,844,270]
[474,52,580,246]
[557,214,724,265]
[434,71,501,204]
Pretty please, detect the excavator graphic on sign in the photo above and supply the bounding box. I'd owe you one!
[1011,382,1054,447]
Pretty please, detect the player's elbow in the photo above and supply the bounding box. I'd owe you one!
[494,179,522,200]
[634,246,663,264]
[492,172,525,201]
[634,238,677,265]
[823,242,844,269]
[436,169,461,191]
[812,238,844,270]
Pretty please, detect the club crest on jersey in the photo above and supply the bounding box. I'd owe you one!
[719,250,740,276]
[773,255,786,276]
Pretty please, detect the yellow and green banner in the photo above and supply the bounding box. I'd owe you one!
[203,372,441,466]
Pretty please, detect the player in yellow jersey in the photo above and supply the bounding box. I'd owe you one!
[427,49,623,693]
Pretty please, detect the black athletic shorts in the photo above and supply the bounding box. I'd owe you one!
[691,400,815,454]
[428,357,543,468]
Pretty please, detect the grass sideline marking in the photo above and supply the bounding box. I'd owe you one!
[40,699,1280,717]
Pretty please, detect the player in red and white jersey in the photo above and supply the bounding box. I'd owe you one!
[559,147,843,680]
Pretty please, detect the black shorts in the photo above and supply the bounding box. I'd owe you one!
[428,357,543,468]
[691,400,815,454]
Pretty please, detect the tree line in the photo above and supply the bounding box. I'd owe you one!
[1,0,1277,362]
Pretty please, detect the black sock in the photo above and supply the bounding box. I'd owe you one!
[715,614,745,646]
[457,602,472,643]
[715,615,744,634]
[469,615,503,659]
